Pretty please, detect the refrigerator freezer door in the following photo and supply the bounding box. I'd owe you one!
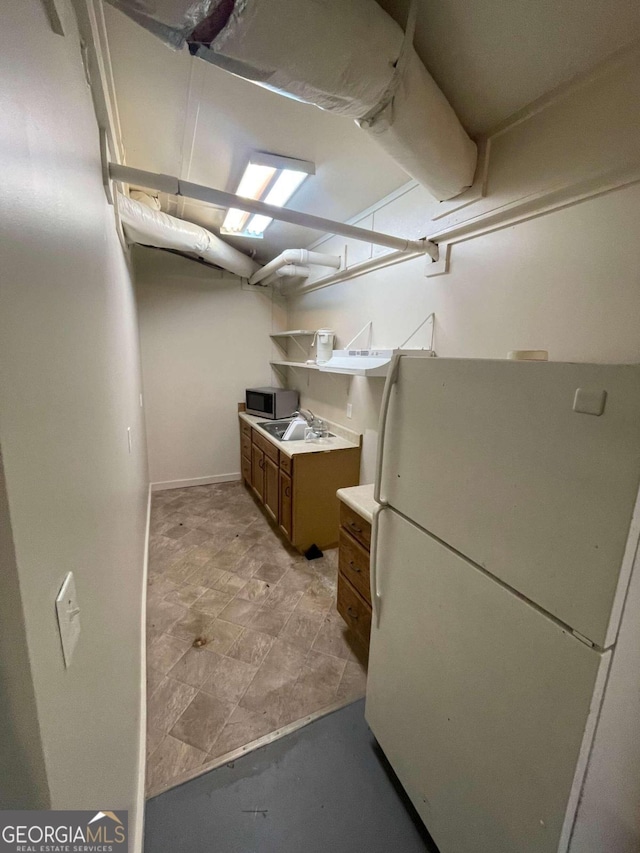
[366,508,609,853]
[379,358,640,646]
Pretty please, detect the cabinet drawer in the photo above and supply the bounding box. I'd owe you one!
[254,431,279,463]
[280,452,293,475]
[241,433,252,460]
[337,572,371,648]
[339,529,371,604]
[240,419,252,438]
[340,503,371,551]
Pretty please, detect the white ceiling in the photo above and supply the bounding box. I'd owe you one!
[104,1,640,263]
[378,0,640,134]
[104,5,410,262]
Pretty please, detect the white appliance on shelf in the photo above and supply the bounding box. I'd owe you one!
[366,354,640,853]
[314,328,335,364]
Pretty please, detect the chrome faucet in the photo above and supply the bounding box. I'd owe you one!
[293,408,315,425]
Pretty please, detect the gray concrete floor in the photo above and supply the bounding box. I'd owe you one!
[144,699,438,853]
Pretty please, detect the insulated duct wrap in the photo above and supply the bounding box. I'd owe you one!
[117,192,259,278]
[107,0,477,201]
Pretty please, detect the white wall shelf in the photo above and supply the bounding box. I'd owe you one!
[271,360,320,371]
[271,356,392,377]
[270,330,318,338]
[271,330,318,359]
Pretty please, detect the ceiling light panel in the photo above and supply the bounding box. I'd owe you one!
[221,153,314,238]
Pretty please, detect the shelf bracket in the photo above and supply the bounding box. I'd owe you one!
[344,321,373,351]
[399,313,435,352]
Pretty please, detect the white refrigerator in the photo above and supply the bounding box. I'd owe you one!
[365,356,640,853]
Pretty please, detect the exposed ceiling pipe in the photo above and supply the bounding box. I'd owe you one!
[249,249,341,286]
[109,163,437,258]
[106,0,477,201]
[263,264,310,288]
[116,191,259,278]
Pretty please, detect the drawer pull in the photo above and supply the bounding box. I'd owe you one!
[348,521,362,533]
[346,606,359,621]
[258,458,264,469]
[348,559,361,573]
[285,486,291,497]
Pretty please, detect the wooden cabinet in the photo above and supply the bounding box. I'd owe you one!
[241,454,252,484]
[240,418,252,486]
[239,415,360,552]
[337,570,372,649]
[264,454,279,522]
[251,443,265,501]
[340,502,372,551]
[337,500,372,652]
[339,528,370,602]
[279,470,292,539]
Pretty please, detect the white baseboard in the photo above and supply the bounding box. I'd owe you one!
[133,484,151,853]
[150,473,241,492]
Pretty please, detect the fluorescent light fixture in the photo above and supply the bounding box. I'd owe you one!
[221,152,314,238]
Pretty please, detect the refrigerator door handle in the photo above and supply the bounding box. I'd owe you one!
[374,352,403,505]
[371,503,389,627]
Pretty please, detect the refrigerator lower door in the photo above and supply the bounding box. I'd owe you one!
[366,508,609,853]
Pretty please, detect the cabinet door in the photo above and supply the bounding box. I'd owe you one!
[264,454,279,522]
[251,444,265,502]
[279,470,292,540]
[241,454,251,484]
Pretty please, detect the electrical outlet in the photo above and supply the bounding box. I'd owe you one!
[346,403,353,419]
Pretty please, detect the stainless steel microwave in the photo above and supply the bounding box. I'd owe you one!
[245,387,299,419]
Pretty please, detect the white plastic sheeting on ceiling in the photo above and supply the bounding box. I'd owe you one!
[117,192,259,277]
[106,0,477,201]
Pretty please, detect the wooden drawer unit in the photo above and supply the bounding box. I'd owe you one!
[279,452,292,475]
[337,496,372,652]
[340,502,372,551]
[339,528,370,603]
[253,430,279,464]
[241,433,252,460]
[337,572,371,649]
[239,414,361,553]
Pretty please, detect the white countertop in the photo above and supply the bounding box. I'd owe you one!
[336,483,376,524]
[239,411,361,458]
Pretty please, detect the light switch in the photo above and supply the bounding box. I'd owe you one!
[573,388,607,416]
[56,572,81,668]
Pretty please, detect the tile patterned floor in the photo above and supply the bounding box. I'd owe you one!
[145,481,368,796]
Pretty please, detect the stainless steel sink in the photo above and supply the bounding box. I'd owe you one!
[257,419,335,442]
[257,419,294,440]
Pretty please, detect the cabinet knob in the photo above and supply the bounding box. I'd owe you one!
[348,521,362,534]
[346,606,359,621]
[285,486,291,497]
[348,560,361,572]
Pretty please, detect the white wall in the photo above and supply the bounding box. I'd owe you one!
[287,46,640,484]
[0,449,49,808]
[134,247,285,488]
[0,0,148,826]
